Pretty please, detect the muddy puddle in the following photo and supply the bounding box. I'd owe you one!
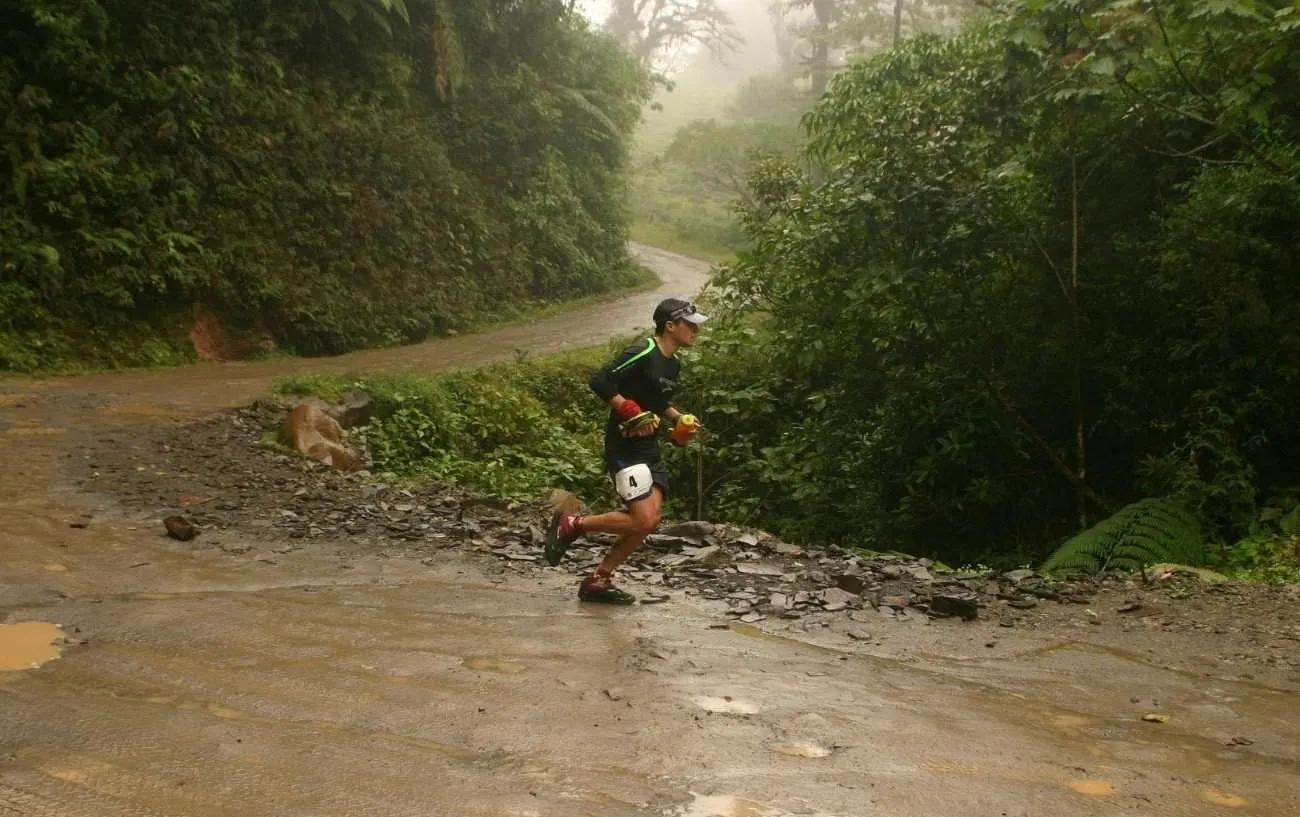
[0,621,65,671]
[681,794,775,817]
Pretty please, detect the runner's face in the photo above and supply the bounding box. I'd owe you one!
[667,319,700,347]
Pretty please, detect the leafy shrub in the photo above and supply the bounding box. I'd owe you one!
[1041,498,1206,575]
[657,5,1300,570]
[272,346,633,505]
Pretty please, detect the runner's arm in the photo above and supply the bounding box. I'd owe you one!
[589,340,652,405]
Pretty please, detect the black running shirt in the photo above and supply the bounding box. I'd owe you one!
[589,337,680,460]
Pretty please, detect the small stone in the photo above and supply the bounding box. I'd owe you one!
[907,565,934,583]
[835,574,867,595]
[604,688,624,701]
[163,515,197,541]
[818,588,856,608]
[739,612,765,624]
[847,630,872,642]
[683,545,720,561]
[929,594,979,621]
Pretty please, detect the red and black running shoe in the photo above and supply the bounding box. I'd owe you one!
[578,570,636,605]
[544,510,584,566]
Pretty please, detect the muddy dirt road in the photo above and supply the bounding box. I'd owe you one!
[2,244,1298,817]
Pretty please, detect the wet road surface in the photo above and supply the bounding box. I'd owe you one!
[2,245,1298,816]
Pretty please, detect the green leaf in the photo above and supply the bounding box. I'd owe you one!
[1043,498,1207,574]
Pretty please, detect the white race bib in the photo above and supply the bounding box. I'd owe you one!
[612,463,654,502]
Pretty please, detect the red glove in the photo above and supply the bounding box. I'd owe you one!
[615,399,643,420]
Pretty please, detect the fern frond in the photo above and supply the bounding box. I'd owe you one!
[1043,497,1206,575]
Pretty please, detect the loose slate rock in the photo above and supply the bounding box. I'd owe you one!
[929,594,979,621]
[164,515,198,541]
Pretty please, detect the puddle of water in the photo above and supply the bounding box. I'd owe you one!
[1201,789,1249,808]
[691,695,760,715]
[1068,779,1117,796]
[771,741,831,759]
[463,657,524,674]
[1050,714,1094,729]
[575,790,637,808]
[728,623,845,654]
[206,703,245,720]
[0,621,65,671]
[682,794,773,817]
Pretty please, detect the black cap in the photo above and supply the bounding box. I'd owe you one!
[653,297,709,326]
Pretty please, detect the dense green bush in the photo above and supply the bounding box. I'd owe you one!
[0,0,651,370]
[666,0,1300,572]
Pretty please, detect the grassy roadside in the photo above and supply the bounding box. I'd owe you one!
[466,263,661,334]
[629,220,739,266]
[272,340,631,509]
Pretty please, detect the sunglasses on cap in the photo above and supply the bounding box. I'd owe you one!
[665,304,709,325]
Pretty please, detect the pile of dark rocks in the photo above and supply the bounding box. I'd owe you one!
[80,401,1162,625]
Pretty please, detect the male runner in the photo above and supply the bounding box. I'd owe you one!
[544,297,709,604]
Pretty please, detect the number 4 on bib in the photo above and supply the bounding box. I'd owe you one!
[613,463,653,503]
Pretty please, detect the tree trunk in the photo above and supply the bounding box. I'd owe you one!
[1070,125,1087,530]
[810,0,835,95]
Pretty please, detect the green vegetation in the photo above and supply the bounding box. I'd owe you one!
[274,342,631,507]
[627,73,806,263]
[1,0,651,372]
[466,263,662,334]
[1040,498,1206,575]
[13,0,1299,583]
[627,220,735,266]
[673,0,1300,578]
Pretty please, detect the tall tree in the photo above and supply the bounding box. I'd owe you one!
[604,0,741,70]
[779,0,977,94]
